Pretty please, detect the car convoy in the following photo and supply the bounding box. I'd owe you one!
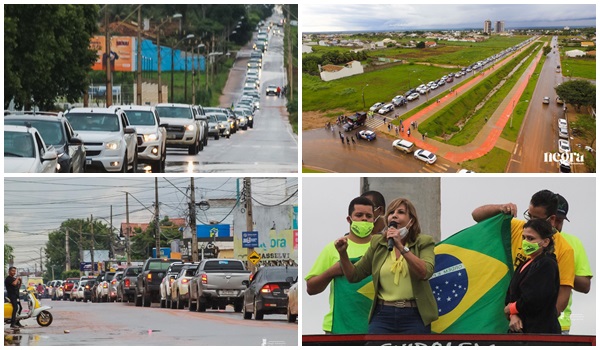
[45,257,298,323]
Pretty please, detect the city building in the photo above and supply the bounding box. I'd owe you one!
[495,21,505,34]
[484,20,492,34]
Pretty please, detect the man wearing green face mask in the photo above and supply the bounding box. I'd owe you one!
[305,196,376,334]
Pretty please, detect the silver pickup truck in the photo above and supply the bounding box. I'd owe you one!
[188,259,251,313]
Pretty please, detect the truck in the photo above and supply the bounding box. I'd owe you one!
[134,257,181,307]
[188,259,251,313]
[342,112,367,132]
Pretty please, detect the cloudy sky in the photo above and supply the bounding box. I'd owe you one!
[303,177,595,336]
[301,4,596,32]
[3,177,297,271]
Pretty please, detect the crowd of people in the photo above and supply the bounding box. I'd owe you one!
[306,190,592,335]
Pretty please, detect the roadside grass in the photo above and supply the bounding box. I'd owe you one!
[501,53,547,141]
[561,57,596,80]
[302,64,450,113]
[284,24,299,134]
[418,43,539,145]
[459,147,512,173]
[302,167,324,173]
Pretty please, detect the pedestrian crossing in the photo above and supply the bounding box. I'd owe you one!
[419,162,450,173]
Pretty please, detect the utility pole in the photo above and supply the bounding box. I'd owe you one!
[65,228,71,271]
[105,7,113,107]
[40,247,44,276]
[109,205,114,259]
[126,192,131,266]
[90,214,95,275]
[155,178,161,258]
[136,6,142,105]
[190,177,198,262]
[287,6,294,102]
[245,177,256,273]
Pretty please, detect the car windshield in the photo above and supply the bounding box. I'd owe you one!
[5,120,65,146]
[4,131,35,158]
[66,113,120,132]
[203,260,245,271]
[147,261,179,270]
[156,107,192,120]
[126,110,156,126]
[125,268,141,276]
[214,114,228,122]
[264,267,298,281]
[168,264,184,273]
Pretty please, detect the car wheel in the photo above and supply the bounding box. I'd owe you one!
[198,136,204,151]
[171,293,178,309]
[135,292,142,307]
[198,299,207,312]
[128,151,138,173]
[142,292,151,307]
[160,299,166,308]
[243,301,252,319]
[287,306,297,323]
[203,134,208,146]
[234,301,243,313]
[177,294,184,310]
[121,153,128,173]
[226,135,230,139]
[188,139,199,155]
[253,300,264,320]
[188,298,197,312]
[214,135,219,140]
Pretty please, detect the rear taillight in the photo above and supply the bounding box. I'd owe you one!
[260,284,277,294]
[111,280,116,285]
[201,274,208,284]
[124,280,130,288]
[147,273,152,282]
[182,278,189,284]
[102,282,108,288]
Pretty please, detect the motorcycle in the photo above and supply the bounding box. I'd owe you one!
[4,287,53,327]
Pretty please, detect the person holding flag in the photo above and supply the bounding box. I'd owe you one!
[504,219,561,334]
[335,198,437,334]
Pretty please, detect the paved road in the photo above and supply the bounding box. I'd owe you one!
[158,13,297,173]
[508,36,565,173]
[3,298,296,346]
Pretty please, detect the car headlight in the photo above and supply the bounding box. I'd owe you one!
[105,140,121,150]
[186,124,195,131]
[143,133,158,142]
[248,116,253,120]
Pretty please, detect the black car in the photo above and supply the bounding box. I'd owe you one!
[404,89,417,98]
[5,112,86,173]
[242,266,298,320]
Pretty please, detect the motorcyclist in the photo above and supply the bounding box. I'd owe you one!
[36,283,45,299]
[4,266,23,328]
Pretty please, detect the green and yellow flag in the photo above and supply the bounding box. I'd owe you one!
[430,214,513,333]
[331,257,375,334]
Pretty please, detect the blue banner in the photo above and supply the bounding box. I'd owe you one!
[242,231,259,248]
[196,224,231,238]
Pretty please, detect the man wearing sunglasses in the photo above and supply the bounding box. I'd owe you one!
[471,189,575,316]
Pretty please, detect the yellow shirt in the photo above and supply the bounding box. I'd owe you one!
[377,250,414,301]
[510,218,574,287]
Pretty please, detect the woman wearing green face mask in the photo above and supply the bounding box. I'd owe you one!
[504,218,561,334]
[335,198,437,334]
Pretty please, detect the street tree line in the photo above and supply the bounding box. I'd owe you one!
[303,50,370,76]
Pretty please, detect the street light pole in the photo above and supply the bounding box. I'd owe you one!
[170,34,194,103]
[136,6,142,105]
[156,13,181,104]
[362,84,369,108]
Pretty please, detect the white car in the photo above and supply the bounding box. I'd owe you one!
[392,139,414,153]
[369,102,384,112]
[65,107,138,172]
[392,95,407,106]
[558,118,568,129]
[170,263,199,309]
[120,105,167,173]
[558,127,569,139]
[407,93,420,101]
[378,103,394,115]
[558,139,571,154]
[414,149,437,164]
[543,96,550,104]
[155,103,205,155]
[4,125,58,173]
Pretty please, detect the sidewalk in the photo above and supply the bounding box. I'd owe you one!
[375,42,543,164]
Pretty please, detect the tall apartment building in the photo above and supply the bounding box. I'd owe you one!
[484,20,492,34]
[495,20,505,34]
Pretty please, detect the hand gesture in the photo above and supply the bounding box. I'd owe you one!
[501,203,517,217]
[509,314,523,333]
[334,237,349,253]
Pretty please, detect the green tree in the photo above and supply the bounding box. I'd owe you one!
[555,80,596,112]
[4,5,99,110]
[5,225,15,275]
[570,113,596,151]
[543,46,552,56]
[130,216,183,259]
[416,41,426,49]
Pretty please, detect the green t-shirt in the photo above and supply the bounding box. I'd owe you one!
[558,232,593,331]
[305,238,372,333]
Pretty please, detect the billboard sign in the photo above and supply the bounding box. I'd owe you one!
[242,231,259,248]
[90,36,135,72]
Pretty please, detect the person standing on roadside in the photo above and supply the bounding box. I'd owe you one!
[5,267,22,328]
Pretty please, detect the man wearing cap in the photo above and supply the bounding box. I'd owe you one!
[472,189,575,315]
[555,194,593,334]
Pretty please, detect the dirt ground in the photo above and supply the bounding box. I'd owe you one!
[302,108,354,130]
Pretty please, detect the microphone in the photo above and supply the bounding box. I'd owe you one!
[387,221,398,251]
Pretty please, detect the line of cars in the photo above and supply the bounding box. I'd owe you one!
[4,101,256,173]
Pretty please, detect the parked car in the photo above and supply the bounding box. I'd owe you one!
[556,96,564,105]
[358,130,376,141]
[69,282,80,301]
[242,266,298,320]
[120,105,167,173]
[64,107,138,172]
[558,127,569,139]
[74,283,85,302]
[5,112,85,173]
[559,159,571,173]
[392,139,414,154]
[287,281,298,323]
[62,277,80,301]
[210,112,232,139]
[414,149,437,164]
[170,263,200,309]
[4,125,58,173]
[135,257,182,307]
[558,139,571,154]
[160,262,185,308]
[93,271,116,303]
[543,96,550,104]
[155,103,205,155]
[392,95,407,107]
[117,266,142,303]
[369,102,384,112]
[558,118,568,129]
[80,276,96,302]
[378,103,394,115]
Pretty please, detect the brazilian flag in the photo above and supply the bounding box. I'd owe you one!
[331,257,374,334]
[430,214,513,333]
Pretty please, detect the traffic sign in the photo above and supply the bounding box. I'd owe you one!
[248,251,261,265]
[242,231,259,248]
